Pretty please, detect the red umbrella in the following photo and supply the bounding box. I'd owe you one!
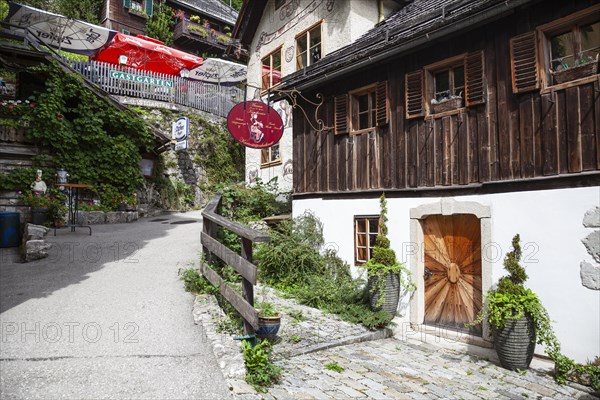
[92,33,203,76]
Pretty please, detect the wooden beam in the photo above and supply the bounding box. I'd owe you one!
[200,263,259,330]
[202,210,270,242]
[200,232,257,285]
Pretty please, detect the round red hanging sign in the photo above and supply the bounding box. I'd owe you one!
[226,101,284,149]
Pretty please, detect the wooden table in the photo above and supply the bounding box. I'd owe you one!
[54,183,93,236]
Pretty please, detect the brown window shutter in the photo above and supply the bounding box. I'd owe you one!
[465,51,485,106]
[405,70,424,119]
[334,94,348,135]
[376,81,388,127]
[510,32,540,93]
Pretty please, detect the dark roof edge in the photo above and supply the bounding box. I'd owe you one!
[283,0,534,92]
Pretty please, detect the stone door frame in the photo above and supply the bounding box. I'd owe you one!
[409,198,493,342]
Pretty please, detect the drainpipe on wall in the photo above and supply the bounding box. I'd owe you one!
[105,0,111,29]
[378,0,385,23]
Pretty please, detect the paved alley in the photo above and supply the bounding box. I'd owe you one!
[0,212,232,399]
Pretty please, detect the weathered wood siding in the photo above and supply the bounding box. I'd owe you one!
[106,0,147,35]
[293,4,599,195]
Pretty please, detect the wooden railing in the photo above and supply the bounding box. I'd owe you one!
[173,19,231,48]
[67,59,244,118]
[200,194,270,334]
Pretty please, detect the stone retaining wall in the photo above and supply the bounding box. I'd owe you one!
[75,211,138,225]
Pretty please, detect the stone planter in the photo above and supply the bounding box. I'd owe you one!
[493,314,536,371]
[367,272,400,315]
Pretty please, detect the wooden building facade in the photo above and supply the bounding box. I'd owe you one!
[278,0,600,363]
[286,0,600,196]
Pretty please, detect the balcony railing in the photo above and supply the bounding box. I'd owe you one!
[68,60,243,118]
[173,19,231,48]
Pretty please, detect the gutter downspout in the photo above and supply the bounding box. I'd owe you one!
[378,0,385,23]
[105,0,111,29]
[292,0,533,92]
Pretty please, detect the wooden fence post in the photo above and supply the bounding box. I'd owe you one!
[241,237,255,335]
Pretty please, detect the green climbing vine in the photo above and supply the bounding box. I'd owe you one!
[1,62,154,200]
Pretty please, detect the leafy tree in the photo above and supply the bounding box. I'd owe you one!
[145,1,175,46]
[4,0,102,24]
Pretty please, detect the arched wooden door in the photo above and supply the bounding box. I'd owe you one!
[423,214,482,334]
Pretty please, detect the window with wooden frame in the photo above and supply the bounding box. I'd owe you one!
[296,23,322,70]
[406,52,485,118]
[535,6,600,90]
[334,81,388,135]
[354,216,379,265]
[261,48,282,91]
[123,0,152,16]
[261,143,281,167]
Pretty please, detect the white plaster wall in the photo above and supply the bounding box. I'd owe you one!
[244,0,396,192]
[293,186,600,363]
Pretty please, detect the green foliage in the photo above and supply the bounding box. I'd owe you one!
[255,212,394,330]
[363,194,415,308]
[19,187,67,225]
[215,317,243,335]
[255,301,279,317]
[219,179,281,223]
[242,339,282,392]
[178,267,217,295]
[288,334,301,343]
[0,1,8,20]
[145,2,175,46]
[469,234,600,391]
[220,0,242,11]
[15,0,103,24]
[22,63,153,200]
[255,215,328,287]
[324,362,345,373]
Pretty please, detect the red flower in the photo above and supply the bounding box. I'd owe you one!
[57,113,63,119]
[8,105,13,109]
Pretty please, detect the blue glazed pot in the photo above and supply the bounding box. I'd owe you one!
[256,315,281,339]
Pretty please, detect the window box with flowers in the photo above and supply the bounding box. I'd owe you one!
[0,98,37,126]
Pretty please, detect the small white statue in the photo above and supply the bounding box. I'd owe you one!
[31,169,47,196]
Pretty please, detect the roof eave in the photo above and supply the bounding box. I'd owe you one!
[280,0,536,93]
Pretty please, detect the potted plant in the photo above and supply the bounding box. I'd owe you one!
[46,190,68,228]
[363,194,414,314]
[551,53,598,84]
[469,234,555,371]
[255,301,281,340]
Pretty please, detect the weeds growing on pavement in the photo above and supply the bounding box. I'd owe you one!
[324,362,345,373]
[242,339,282,392]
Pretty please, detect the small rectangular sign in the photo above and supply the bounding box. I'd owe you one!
[174,140,188,151]
[172,117,189,151]
[110,70,173,87]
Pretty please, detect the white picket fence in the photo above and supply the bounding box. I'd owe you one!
[69,60,243,117]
